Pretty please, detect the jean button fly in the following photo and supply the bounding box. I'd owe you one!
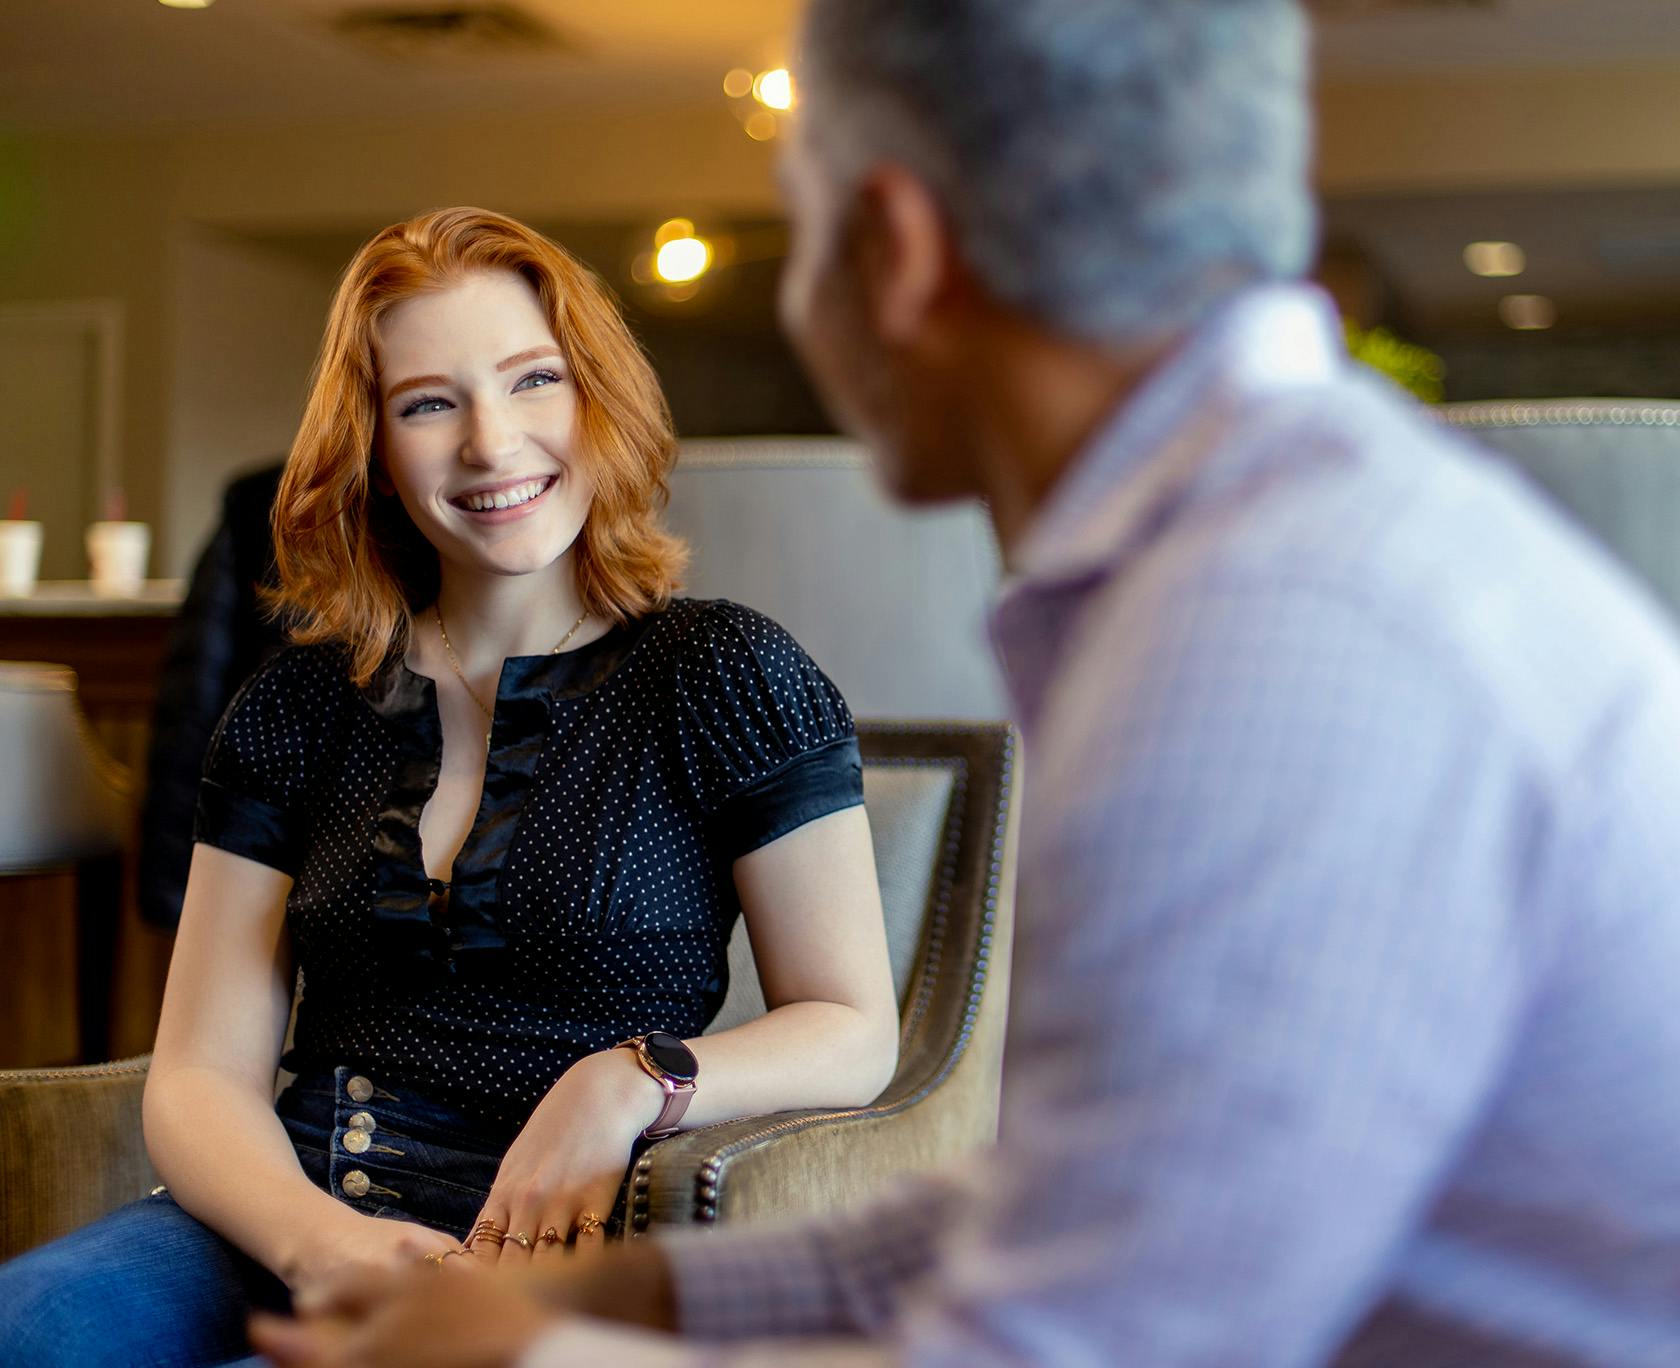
[347,1076,374,1103]
[341,1170,370,1198]
[347,1111,376,1132]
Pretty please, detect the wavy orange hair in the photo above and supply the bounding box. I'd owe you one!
[268,206,687,685]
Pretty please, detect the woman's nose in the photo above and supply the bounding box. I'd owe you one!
[460,400,522,466]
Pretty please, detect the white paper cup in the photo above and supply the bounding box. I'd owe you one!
[85,520,151,596]
[0,520,44,596]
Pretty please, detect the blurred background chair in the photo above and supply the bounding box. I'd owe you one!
[0,720,1017,1260]
[666,438,1008,720]
[1442,400,1680,622]
[0,662,131,1065]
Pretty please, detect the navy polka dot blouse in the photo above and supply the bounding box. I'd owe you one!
[193,598,864,1126]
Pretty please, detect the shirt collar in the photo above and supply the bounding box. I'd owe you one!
[1007,283,1346,593]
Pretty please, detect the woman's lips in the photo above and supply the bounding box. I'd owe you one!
[449,474,557,523]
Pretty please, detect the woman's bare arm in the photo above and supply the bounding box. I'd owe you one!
[142,844,395,1280]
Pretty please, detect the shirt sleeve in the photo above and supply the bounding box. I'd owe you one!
[676,602,865,863]
[192,646,318,875]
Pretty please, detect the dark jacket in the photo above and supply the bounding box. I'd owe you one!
[138,462,288,929]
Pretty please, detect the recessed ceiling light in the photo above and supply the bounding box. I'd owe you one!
[1464,241,1526,278]
[1499,294,1557,331]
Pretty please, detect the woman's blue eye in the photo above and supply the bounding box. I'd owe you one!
[400,395,450,418]
[514,369,565,392]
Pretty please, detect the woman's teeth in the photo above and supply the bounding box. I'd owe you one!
[459,477,550,512]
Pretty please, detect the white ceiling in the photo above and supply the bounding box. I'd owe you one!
[1,0,1678,134]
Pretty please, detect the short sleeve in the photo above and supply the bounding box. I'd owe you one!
[192,646,323,875]
[675,602,865,863]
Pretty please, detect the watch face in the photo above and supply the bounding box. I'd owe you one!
[642,1030,698,1082]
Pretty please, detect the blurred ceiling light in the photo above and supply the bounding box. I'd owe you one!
[723,68,754,99]
[654,218,695,249]
[654,234,712,286]
[1499,294,1557,331]
[744,111,779,142]
[753,68,795,111]
[158,0,215,8]
[1464,241,1527,278]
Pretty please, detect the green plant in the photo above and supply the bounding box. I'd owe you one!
[1343,320,1446,404]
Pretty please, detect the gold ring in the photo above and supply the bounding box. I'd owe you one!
[421,1252,443,1268]
[573,1212,604,1238]
[467,1230,504,1248]
[539,1227,562,1246]
[512,1232,532,1249]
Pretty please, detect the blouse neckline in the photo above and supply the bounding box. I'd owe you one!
[358,611,662,724]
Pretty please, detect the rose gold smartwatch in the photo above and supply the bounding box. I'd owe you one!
[616,1031,699,1139]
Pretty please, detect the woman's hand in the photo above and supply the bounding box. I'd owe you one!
[467,1047,663,1265]
[277,1206,462,1305]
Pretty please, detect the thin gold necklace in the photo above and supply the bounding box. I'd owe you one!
[433,604,589,729]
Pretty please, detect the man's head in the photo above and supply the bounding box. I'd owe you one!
[778,0,1317,503]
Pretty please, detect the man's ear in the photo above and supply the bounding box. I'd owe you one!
[853,164,956,348]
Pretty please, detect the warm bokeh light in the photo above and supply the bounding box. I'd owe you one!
[1464,241,1527,278]
[744,111,779,142]
[655,236,712,285]
[158,0,215,8]
[753,68,795,111]
[653,218,696,250]
[723,68,754,100]
[1499,294,1557,331]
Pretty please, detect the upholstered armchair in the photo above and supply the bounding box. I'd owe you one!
[0,720,1017,1261]
[1441,399,1680,620]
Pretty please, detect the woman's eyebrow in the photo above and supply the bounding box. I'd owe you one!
[495,346,565,372]
[385,373,448,402]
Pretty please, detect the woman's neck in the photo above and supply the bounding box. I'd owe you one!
[429,555,592,667]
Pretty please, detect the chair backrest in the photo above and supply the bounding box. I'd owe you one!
[1441,400,1680,622]
[0,661,128,873]
[666,437,1010,720]
[707,722,1015,1103]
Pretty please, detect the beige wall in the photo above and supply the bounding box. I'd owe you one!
[1316,63,1680,192]
[2,63,1678,572]
[163,229,334,574]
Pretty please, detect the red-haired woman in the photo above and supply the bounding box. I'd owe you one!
[0,207,897,1365]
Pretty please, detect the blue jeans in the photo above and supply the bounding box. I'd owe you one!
[0,1065,513,1367]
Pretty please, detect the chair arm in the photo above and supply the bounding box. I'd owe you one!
[0,1055,156,1262]
[631,913,1012,1231]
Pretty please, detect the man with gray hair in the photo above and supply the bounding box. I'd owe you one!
[260,1,1680,1364]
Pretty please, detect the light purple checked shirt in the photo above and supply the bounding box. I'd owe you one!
[523,286,1680,1367]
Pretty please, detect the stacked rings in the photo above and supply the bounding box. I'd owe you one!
[466,1219,507,1249]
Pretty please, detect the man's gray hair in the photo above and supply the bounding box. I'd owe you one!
[798,0,1317,345]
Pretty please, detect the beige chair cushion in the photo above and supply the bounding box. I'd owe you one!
[706,760,957,1035]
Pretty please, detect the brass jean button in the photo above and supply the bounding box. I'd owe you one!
[347,1111,376,1132]
[341,1170,370,1198]
[342,1128,371,1155]
[346,1076,374,1103]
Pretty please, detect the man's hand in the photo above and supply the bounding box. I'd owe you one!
[249,1236,680,1367]
[250,1260,556,1368]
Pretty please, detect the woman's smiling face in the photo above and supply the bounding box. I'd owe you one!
[374,269,593,584]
